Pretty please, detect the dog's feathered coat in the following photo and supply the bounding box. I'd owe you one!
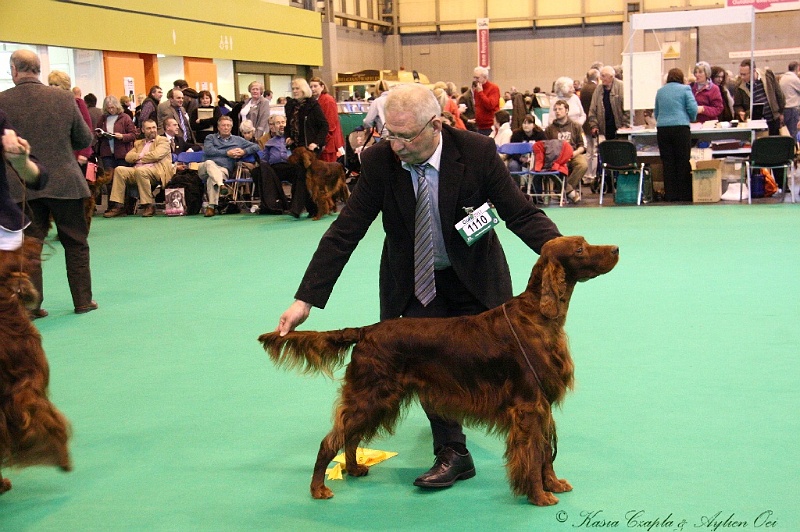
[0,238,72,494]
[260,236,618,505]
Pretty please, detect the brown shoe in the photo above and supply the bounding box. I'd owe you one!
[74,301,98,314]
[141,204,156,217]
[103,205,127,218]
[204,206,216,217]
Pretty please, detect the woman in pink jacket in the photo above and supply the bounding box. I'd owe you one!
[691,61,724,123]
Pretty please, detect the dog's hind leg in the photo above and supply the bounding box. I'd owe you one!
[310,426,343,500]
[505,403,558,506]
[0,469,10,494]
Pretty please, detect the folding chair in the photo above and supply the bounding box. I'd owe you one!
[497,142,534,189]
[529,140,570,207]
[597,140,646,205]
[743,136,796,204]
[224,154,257,203]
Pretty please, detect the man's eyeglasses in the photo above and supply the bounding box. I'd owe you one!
[382,116,436,144]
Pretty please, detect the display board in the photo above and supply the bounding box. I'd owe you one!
[622,51,663,111]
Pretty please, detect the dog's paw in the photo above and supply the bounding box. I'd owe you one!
[528,491,559,506]
[0,478,11,494]
[311,484,334,499]
[544,476,572,493]
[346,464,369,477]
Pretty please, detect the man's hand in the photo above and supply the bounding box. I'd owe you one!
[226,147,245,159]
[276,300,312,336]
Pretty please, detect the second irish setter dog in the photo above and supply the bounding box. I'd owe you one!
[260,236,619,505]
[288,146,349,220]
[0,238,72,494]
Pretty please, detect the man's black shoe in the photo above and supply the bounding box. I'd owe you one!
[413,447,475,488]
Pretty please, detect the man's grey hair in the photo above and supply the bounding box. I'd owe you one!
[384,84,441,129]
[473,66,490,79]
[587,69,599,82]
[600,66,616,78]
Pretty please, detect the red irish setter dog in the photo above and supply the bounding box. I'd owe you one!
[260,236,619,505]
[288,146,350,220]
[0,238,72,494]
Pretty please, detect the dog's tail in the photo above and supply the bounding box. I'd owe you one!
[258,328,364,378]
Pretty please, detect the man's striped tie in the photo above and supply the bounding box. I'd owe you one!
[413,164,436,306]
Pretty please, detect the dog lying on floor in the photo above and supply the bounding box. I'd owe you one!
[260,236,619,505]
[288,146,350,220]
[0,238,72,494]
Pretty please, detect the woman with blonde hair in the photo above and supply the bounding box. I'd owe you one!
[239,81,271,139]
[434,81,466,129]
[48,70,93,166]
[284,77,328,218]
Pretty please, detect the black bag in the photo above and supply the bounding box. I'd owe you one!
[166,170,204,215]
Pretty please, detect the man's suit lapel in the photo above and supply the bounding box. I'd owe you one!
[437,131,466,246]
[391,160,416,237]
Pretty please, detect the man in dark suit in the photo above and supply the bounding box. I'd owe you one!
[157,89,195,144]
[276,83,561,490]
[0,49,96,317]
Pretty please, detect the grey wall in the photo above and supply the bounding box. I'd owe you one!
[324,10,800,94]
[399,25,624,92]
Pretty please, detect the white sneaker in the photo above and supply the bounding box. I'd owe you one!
[568,190,581,203]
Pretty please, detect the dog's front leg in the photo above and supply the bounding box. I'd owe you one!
[506,404,559,506]
[541,420,572,494]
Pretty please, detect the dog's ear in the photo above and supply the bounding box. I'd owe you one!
[540,259,565,319]
[301,150,313,167]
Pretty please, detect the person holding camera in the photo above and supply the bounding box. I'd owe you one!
[471,66,500,136]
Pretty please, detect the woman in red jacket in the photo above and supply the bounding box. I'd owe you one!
[309,77,345,163]
[308,77,344,163]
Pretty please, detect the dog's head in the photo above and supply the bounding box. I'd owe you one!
[287,146,315,169]
[532,236,619,319]
[0,237,43,311]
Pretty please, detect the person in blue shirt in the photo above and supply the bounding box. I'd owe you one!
[256,115,303,215]
[654,68,698,202]
[199,115,260,217]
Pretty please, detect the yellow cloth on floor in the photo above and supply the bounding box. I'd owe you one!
[325,447,399,480]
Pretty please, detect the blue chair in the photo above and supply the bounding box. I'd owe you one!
[497,142,534,187]
[176,150,205,165]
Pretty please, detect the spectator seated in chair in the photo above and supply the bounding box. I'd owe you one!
[103,119,174,218]
[256,115,303,214]
[544,100,588,204]
[198,115,260,217]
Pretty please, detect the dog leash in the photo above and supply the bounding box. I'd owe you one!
[502,302,545,396]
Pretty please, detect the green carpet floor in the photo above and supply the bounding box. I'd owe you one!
[1,204,798,531]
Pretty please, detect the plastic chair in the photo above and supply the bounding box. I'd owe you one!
[598,140,646,205]
[743,136,796,204]
[497,142,534,187]
[529,140,570,207]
